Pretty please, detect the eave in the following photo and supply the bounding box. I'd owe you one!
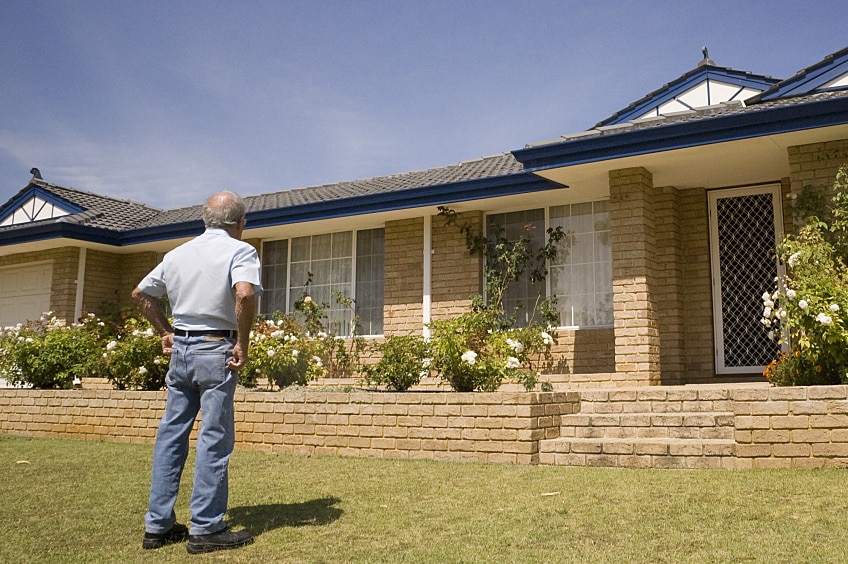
[513,95,848,172]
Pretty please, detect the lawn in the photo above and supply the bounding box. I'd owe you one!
[1,434,847,563]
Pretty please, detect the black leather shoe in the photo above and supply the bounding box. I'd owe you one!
[186,527,254,554]
[142,523,189,549]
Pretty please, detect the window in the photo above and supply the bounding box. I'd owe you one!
[550,201,612,327]
[260,228,384,336]
[487,201,612,329]
[486,209,546,326]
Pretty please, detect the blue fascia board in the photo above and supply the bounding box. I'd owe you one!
[0,185,85,224]
[119,220,205,245]
[118,173,564,245]
[0,221,121,248]
[763,63,848,100]
[513,95,848,171]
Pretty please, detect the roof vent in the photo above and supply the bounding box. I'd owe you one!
[699,46,715,67]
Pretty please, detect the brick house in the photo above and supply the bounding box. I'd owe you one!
[2,46,848,388]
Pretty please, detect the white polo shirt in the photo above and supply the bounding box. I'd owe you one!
[137,228,263,332]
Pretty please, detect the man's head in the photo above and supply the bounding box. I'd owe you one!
[202,191,246,231]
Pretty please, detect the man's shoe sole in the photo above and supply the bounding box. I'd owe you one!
[142,524,189,549]
[186,536,253,554]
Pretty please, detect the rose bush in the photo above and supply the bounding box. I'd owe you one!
[762,166,848,385]
[0,312,104,389]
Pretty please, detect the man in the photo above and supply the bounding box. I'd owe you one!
[133,191,262,554]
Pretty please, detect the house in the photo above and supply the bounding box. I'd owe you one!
[2,46,848,388]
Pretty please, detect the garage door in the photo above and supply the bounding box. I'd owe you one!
[0,262,53,327]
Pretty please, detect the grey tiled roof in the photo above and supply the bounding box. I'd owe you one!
[0,181,162,234]
[2,85,846,239]
[132,152,524,228]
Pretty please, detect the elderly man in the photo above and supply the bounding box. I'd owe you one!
[133,191,262,554]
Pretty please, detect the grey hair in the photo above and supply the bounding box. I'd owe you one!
[202,191,246,228]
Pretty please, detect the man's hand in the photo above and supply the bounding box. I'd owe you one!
[160,332,174,355]
[227,342,248,371]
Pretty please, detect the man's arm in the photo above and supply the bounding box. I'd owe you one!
[228,281,256,371]
[131,287,174,354]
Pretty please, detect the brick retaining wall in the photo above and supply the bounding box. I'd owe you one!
[0,389,578,465]
[4,385,848,468]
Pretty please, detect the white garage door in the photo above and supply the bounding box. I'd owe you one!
[0,262,53,327]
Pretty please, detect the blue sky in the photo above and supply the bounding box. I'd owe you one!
[1,1,847,211]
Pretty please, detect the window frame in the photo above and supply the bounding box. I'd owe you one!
[485,199,612,330]
[259,226,385,336]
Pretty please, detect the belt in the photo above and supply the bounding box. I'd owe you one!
[173,329,237,338]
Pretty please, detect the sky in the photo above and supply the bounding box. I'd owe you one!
[1,1,848,211]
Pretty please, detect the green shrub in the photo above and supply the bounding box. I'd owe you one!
[244,315,325,389]
[428,208,561,392]
[0,313,102,389]
[364,334,430,391]
[428,311,556,392]
[101,317,169,390]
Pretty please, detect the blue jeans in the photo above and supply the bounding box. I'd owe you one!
[144,335,237,536]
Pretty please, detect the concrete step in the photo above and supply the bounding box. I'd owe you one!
[539,436,738,469]
[538,386,741,468]
[559,412,736,440]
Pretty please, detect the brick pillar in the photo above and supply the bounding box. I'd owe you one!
[609,167,661,385]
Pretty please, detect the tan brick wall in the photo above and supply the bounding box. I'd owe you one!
[732,385,848,469]
[7,385,848,468]
[787,138,848,211]
[0,388,578,465]
[384,217,424,335]
[119,251,159,308]
[609,167,661,385]
[653,186,685,384]
[82,250,123,315]
[431,210,482,320]
[545,328,615,385]
[679,187,716,382]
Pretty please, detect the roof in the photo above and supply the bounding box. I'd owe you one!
[594,59,779,127]
[3,45,848,249]
[748,45,848,102]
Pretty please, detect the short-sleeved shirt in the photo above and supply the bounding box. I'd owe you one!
[137,228,263,331]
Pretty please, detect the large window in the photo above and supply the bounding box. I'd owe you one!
[486,209,546,326]
[550,201,612,328]
[487,201,612,329]
[260,228,384,335]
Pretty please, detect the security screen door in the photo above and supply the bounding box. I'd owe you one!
[708,185,784,374]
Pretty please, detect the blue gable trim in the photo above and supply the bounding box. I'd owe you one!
[597,65,778,127]
[513,94,848,172]
[0,221,122,247]
[0,184,85,225]
[118,173,566,245]
[755,46,848,102]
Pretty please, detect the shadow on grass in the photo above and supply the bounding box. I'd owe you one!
[228,497,343,534]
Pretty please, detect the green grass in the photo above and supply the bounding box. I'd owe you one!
[2,434,848,563]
